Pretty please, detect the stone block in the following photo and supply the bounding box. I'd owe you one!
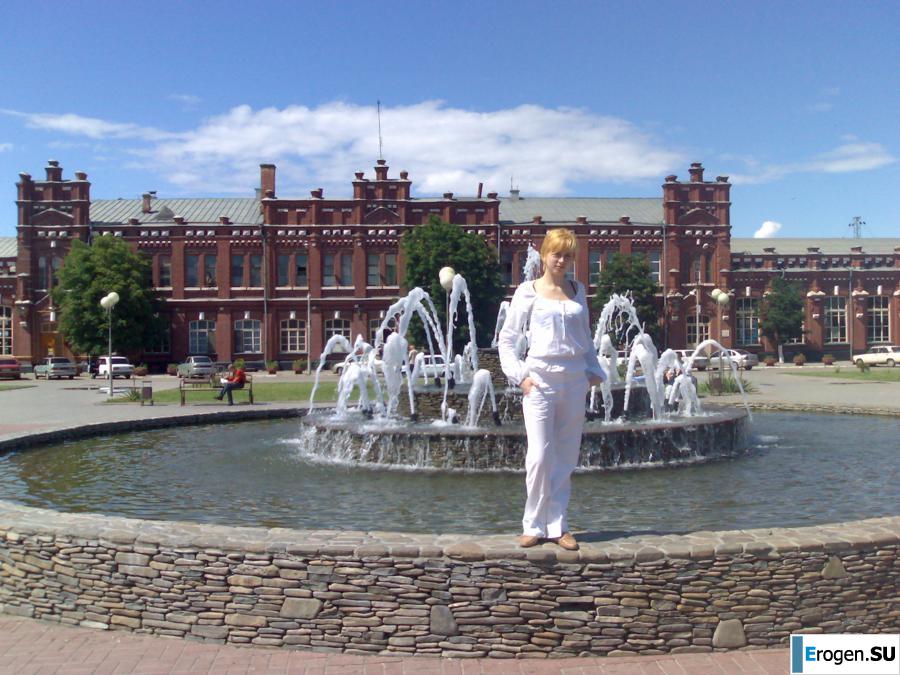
[191,624,229,639]
[822,556,848,579]
[280,598,322,620]
[225,613,267,628]
[430,605,458,636]
[712,618,746,648]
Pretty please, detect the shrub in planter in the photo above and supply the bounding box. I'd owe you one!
[822,353,836,366]
[292,358,307,374]
[764,355,777,367]
[133,364,149,377]
[232,358,246,370]
[266,360,278,374]
[166,363,178,376]
[855,359,870,373]
[793,353,807,366]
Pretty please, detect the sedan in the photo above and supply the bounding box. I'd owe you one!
[709,349,759,370]
[853,345,899,368]
[177,355,217,378]
[674,349,709,371]
[0,357,21,379]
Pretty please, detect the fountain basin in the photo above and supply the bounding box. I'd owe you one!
[298,407,749,470]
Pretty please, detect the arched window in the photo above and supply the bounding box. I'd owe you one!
[686,314,710,348]
[189,320,216,354]
[233,319,261,353]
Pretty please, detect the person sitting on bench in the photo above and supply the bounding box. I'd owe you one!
[215,363,246,405]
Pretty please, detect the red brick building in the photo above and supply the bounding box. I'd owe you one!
[1,159,898,367]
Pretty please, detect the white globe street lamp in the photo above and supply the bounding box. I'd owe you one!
[438,267,456,394]
[100,292,120,399]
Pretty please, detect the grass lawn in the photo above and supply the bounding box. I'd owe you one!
[131,380,342,405]
[0,382,37,392]
[784,368,900,383]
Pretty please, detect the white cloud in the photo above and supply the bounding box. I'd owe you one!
[0,142,11,152]
[167,94,202,111]
[3,102,684,196]
[0,108,174,141]
[728,140,896,185]
[753,220,782,238]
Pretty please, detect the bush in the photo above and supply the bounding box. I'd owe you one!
[793,353,807,366]
[266,360,278,373]
[698,375,755,395]
[166,363,178,376]
[232,358,246,370]
[292,358,307,373]
[764,355,777,367]
[133,364,148,377]
[855,359,870,372]
[822,353,836,365]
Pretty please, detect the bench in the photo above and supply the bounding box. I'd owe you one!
[179,374,254,406]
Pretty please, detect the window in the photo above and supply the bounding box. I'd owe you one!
[233,319,261,353]
[249,254,262,287]
[324,318,351,343]
[691,257,701,284]
[147,322,171,354]
[51,257,62,288]
[784,321,805,345]
[367,253,381,286]
[384,253,397,286]
[340,252,353,287]
[277,254,290,287]
[204,254,217,288]
[686,314,710,347]
[370,316,395,345]
[231,254,244,287]
[868,296,890,344]
[501,250,515,286]
[295,254,308,286]
[588,249,602,286]
[189,320,216,354]
[0,306,12,354]
[38,256,48,290]
[185,254,200,287]
[158,255,171,287]
[704,251,713,283]
[323,253,336,286]
[280,319,307,353]
[648,250,661,283]
[736,298,760,345]
[824,297,847,344]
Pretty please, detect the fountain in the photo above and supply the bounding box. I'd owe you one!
[301,258,751,470]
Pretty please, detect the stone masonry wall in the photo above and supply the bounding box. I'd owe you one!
[1,502,897,658]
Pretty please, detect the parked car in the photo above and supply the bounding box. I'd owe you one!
[33,357,78,379]
[709,348,759,370]
[674,349,709,371]
[92,356,134,379]
[853,345,899,368]
[177,355,217,378]
[419,354,448,378]
[0,357,22,379]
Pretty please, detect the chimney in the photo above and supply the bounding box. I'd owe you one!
[532,216,543,224]
[486,191,498,200]
[443,192,454,200]
[399,170,409,180]
[665,174,678,183]
[142,192,153,213]
[716,175,730,183]
[763,246,776,254]
[689,162,704,182]
[354,172,365,180]
[128,218,140,225]
[219,216,231,225]
[619,215,631,224]
[74,171,88,181]
[509,188,520,200]
[374,159,388,181]
[46,159,62,182]
[807,247,820,253]
[173,216,185,225]
[576,216,588,224]
[476,182,483,198]
[260,164,276,198]
[310,188,323,199]
[851,245,863,253]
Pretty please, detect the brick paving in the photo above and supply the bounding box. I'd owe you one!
[0,614,790,674]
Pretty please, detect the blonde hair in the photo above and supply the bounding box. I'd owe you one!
[540,228,577,259]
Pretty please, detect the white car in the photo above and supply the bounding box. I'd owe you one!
[93,356,135,379]
[854,345,899,368]
[709,348,759,370]
[674,349,709,371]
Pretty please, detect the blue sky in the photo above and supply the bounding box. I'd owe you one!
[0,1,897,239]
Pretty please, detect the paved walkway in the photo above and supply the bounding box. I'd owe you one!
[1,365,894,672]
[0,614,790,674]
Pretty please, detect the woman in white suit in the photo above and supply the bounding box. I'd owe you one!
[498,228,606,550]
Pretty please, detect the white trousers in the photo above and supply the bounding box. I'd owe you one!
[521,364,589,538]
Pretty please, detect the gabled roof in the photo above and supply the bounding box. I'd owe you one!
[90,198,262,226]
[498,197,663,225]
[731,238,900,255]
[0,237,16,259]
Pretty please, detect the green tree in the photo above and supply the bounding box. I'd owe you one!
[401,216,505,351]
[759,276,804,361]
[52,237,164,356]
[593,252,661,344]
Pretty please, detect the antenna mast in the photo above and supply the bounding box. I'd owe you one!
[377,100,384,160]
[848,216,866,239]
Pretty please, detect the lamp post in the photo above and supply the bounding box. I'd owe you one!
[99,291,119,399]
[439,266,455,387]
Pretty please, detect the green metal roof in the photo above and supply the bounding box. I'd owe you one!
[498,197,663,225]
[731,238,900,255]
[90,198,262,226]
[0,237,16,259]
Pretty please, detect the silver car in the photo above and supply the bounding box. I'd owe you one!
[709,348,759,370]
[177,355,217,378]
[674,349,709,371]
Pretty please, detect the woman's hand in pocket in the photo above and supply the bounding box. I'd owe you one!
[520,377,536,396]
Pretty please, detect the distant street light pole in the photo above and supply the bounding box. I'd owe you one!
[100,291,120,400]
